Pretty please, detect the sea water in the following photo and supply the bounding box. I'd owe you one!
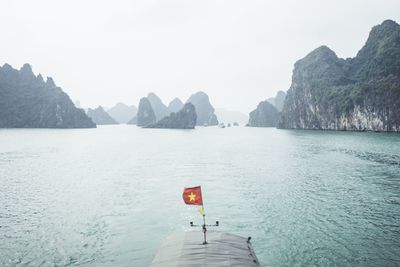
[0,126,399,266]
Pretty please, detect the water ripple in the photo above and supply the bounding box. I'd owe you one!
[0,127,399,266]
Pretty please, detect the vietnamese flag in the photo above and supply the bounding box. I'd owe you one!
[182,186,203,205]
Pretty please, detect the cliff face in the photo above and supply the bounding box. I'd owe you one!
[136,97,156,127]
[279,20,400,132]
[87,106,118,125]
[248,101,280,127]
[186,91,218,126]
[146,103,197,129]
[267,91,286,112]
[0,63,95,128]
[147,92,169,121]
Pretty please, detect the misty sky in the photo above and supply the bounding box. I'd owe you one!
[2,0,399,113]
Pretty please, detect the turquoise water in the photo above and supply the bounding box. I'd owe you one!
[0,126,399,266]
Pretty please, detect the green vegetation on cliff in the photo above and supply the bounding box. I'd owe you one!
[0,63,95,128]
[279,20,400,132]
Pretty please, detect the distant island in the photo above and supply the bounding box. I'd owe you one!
[168,98,184,113]
[135,97,157,127]
[247,101,280,127]
[87,106,118,125]
[127,93,176,126]
[147,92,170,122]
[247,91,285,127]
[5,21,397,132]
[129,91,218,129]
[146,103,197,129]
[0,63,95,128]
[186,91,218,126]
[278,20,400,132]
[107,103,137,124]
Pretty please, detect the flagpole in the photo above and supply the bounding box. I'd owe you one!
[183,186,208,244]
[202,210,207,244]
[202,191,207,244]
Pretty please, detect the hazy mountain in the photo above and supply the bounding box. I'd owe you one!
[0,63,95,128]
[127,116,137,125]
[186,91,218,126]
[107,102,137,124]
[267,91,286,112]
[146,103,197,129]
[147,92,170,121]
[247,101,280,127]
[168,97,184,113]
[215,108,248,125]
[136,97,156,127]
[87,106,118,125]
[279,20,400,132]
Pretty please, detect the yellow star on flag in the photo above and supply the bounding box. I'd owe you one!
[188,192,196,202]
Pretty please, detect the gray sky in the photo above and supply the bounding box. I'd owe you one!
[1,0,399,113]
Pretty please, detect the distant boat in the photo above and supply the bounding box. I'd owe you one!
[150,231,261,267]
[218,123,226,128]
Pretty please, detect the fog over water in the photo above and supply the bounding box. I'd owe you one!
[1,0,400,112]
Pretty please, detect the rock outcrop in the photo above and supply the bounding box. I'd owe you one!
[279,20,400,132]
[135,97,156,127]
[186,91,218,126]
[147,92,169,121]
[267,91,286,112]
[87,106,118,125]
[0,63,95,128]
[146,103,197,129]
[247,101,280,127]
[168,97,184,113]
[107,102,137,123]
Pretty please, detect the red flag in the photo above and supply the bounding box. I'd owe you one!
[182,186,203,205]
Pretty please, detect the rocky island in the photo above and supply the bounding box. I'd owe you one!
[146,103,197,129]
[279,20,400,132]
[147,92,170,121]
[247,101,280,127]
[134,97,157,127]
[0,63,95,128]
[247,90,285,127]
[129,92,218,129]
[87,106,118,125]
[186,91,218,126]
